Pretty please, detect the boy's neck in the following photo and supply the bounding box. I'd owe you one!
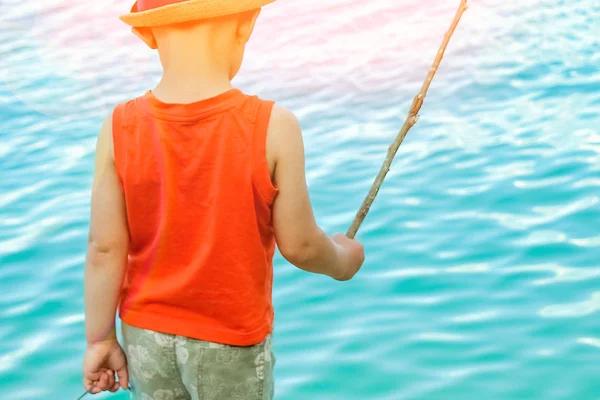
[153,48,233,104]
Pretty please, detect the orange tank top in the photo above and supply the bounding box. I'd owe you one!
[112,89,278,346]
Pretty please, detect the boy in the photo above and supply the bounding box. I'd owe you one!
[82,1,365,399]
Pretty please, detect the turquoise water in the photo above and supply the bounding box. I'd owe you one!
[1,0,599,399]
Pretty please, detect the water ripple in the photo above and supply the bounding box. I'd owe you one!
[1,0,599,399]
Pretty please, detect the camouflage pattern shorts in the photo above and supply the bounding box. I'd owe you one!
[122,322,275,400]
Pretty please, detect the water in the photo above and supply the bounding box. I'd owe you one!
[1,0,599,399]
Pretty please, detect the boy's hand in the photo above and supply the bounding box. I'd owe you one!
[332,234,365,281]
[83,339,129,394]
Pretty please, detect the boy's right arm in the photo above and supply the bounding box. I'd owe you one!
[269,105,364,281]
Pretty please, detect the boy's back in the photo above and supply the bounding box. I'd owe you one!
[82,1,364,398]
[115,89,278,346]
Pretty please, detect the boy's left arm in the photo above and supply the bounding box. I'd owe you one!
[82,113,129,394]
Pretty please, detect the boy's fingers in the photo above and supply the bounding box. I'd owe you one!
[110,381,120,392]
[86,368,118,392]
[117,367,129,390]
[98,371,109,390]
[83,374,102,393]
[105,369,115,389]
[90,385,102,394]
[84,371,101,381]
[83,377,95,392]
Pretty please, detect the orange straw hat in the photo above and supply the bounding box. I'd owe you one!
[120,0,276,48]
[120,0,277,27]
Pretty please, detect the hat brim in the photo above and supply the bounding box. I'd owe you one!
[120,0,276,27]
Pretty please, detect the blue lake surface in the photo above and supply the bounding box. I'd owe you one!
[0,0,599,399]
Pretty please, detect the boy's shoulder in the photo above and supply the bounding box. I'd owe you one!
[267,103,301,138]
[222,90,300,134]
[111,93,144,121]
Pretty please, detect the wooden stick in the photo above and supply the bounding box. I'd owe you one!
[346,0,469,239]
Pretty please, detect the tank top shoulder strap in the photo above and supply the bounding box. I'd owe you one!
[250,97,278,204]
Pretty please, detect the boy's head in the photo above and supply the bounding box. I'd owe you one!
[120,0,275,79]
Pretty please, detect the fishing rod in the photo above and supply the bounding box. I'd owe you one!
[77,386,131,399]
[346,0,468,238]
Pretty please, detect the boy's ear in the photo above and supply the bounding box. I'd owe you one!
[132,27,158,49]
[237,9,262,44]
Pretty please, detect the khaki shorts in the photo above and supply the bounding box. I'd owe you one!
[122,322,275,400]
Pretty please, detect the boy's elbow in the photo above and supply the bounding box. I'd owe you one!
[278,239,318,268]
[87,234,127,264]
